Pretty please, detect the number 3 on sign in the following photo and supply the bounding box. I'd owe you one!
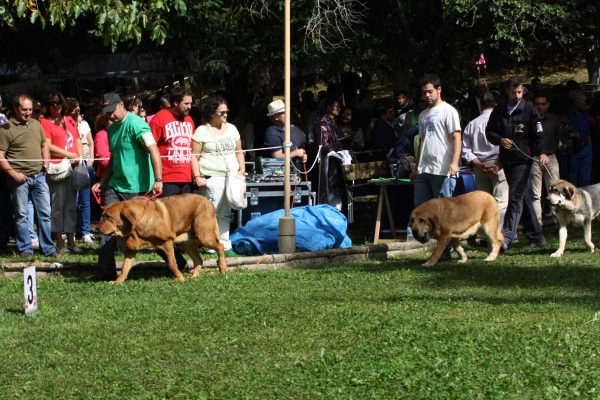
[24,266,38,315]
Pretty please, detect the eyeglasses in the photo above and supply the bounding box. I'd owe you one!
[49,100,61,106]
[216,110,230,115]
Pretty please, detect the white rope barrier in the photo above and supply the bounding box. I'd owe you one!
[0,144,325,176]
[0,146,283,163]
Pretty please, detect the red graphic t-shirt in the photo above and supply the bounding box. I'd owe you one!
[149,109,195,183]
[40,115,79,164]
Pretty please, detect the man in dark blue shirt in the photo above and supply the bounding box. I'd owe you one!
[264,99,307,162]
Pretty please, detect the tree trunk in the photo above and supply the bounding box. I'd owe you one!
[586,35,600,84]
[392,59,412,95]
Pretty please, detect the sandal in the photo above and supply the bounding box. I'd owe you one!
[67,246,84,254]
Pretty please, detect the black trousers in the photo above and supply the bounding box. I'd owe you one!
[501,163,545,247]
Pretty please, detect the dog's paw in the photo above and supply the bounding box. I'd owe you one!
[457,258,467,264]
[421,262,436,268]
[109,280,118,285]
[175,276,185,282]
[550,251,563,258]
[483,256,497,262]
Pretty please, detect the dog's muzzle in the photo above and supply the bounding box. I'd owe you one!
[547,194,562,206]
[412,230,428,243]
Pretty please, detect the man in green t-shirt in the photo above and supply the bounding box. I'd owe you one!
[92,92,163,281]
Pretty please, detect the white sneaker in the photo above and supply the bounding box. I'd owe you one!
[31,238,40,248]
[82,234,95,244]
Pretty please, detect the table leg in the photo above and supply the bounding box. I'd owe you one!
[374,185,385,245]
[383,185,397,239]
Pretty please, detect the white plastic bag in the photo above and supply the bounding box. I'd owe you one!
[226,171,247,210]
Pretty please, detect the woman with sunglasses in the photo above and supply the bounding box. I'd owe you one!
[191,96,244,256]
[40,92,84,254]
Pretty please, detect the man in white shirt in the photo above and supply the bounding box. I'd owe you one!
[462,92,508,229]
[410,74,462,208]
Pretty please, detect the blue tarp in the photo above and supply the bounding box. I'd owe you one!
[231,205,352,255]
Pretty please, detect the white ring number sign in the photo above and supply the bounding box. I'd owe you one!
[24,266,38,315]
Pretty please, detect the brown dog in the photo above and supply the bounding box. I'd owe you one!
[97,193,227,283]
[409,190,503,267]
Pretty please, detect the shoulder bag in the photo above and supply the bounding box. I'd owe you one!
[209,124,247,210]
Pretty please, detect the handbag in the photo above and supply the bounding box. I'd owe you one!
[46,121,74,182]
[71,161,91,190]
[209,125,247,210]
[46,158,73,182]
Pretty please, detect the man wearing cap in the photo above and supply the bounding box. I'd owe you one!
[0,94,58,258]
[92,92,163,281]
[264,99,307,162]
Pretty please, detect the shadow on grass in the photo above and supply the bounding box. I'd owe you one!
[4,308,25,315]
[381,293,600,307]
[321,241,600,291]
[56,268,183,284]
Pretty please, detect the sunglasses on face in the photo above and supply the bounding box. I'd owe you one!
[216,110,230,115]
[49,100,62,106]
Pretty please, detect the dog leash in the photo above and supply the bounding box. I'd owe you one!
[137,190,163,222]
[93,189,163,215]
[92,190,107,210]
[508,143,557,183]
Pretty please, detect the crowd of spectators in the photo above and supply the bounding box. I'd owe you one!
[1,73,600,270]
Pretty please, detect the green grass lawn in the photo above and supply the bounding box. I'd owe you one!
[2,225,600,399]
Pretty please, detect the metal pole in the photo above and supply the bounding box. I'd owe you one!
[283,0,291,217]
[278,0,296,254]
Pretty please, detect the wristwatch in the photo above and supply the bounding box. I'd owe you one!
[155,178,162,182]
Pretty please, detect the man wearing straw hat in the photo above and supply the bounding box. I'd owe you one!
[264,99,307,163]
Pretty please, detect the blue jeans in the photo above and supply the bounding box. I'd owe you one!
[27,199,38,240]
[569,145,592,187]
[413,173,457,208]
[76,165,95,236]
[7,173,55,255]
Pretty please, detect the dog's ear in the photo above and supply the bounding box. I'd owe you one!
[121,205,139,227]
[564,186,574,200]
[428,215,438,229]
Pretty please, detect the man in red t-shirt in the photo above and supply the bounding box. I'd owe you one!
[150,87,195,196]
[149,87,195,272]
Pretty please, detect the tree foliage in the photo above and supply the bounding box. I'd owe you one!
[2,0,189,50]
[1,0,598,92]
[445,0,580,61]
